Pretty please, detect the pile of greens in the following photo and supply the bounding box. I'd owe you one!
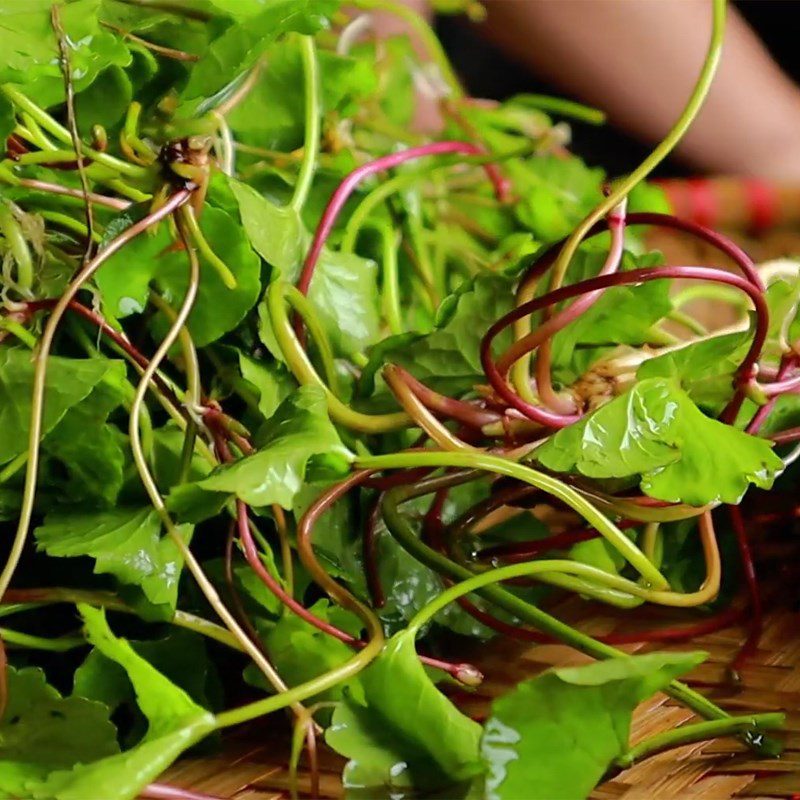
[0,0,797,798]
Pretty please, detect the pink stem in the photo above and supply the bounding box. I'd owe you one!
[140,784,222,800]
[296,141,508,297]
[16,178,132,211]
[516,208,627,417]
[771,426,800,445]
[747,355,795,434]
[482,266,768,428]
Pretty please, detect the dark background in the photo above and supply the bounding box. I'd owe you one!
[437,1,795,177]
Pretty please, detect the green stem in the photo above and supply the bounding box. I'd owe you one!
[1,85,151,180]
[0,203,33,293]
[358,451,667,588]
[511,94,606,125]
[0,603,38,618]
[616,713,785,768]
[181,205,238,289]
[672,283,749,311]
[39,210,103,243]
[666,308,708,337]
[548,0,725,293]
[148,290,202,484]
[0,452,28,484]
[0,319,37,349]
[289,36,320,214]
[352,0,462,98]
[213,628,382,729]
[0,626,84,652]
[377,221,403,335]
[0,588,240,650]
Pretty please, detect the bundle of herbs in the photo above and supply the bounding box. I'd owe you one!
[0,1,798,798]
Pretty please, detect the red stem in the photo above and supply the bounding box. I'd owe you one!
[728,505,763,676]
[296,141,508,298]
[393,365,501,429]
[481,266,768,427]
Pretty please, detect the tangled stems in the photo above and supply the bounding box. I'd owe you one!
[357,451,667,589]
[295,141,509,298]
[126,207,296,702]
[510,0,726,409]
[267,281,409,432]
[212,476,388,730]
[0,190,191,602]
[545,0,726,305]
[378,480,776,753]
[510,201,627,416]
[484,266,769,427]
[1,85,152,181]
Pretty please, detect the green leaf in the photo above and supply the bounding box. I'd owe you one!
[310,248,381,357]
[327,629,482,793]
[360,274,514,396]
[0,0,131,108]
[536,378,783,505]
[35,507,191,609]
[227,177,304,272]
[74,629,216,747]
[0,666,118,794]
[27,607,216,800]
[40,361,129,507]
[228,177,381,358]
[95,205,261,347]
[244,600,359,702]
[169,386,350,514]
[0,348,118,466]
[764,276,800,357]
[75,65,133,136]
[179,0,337,116]
[228,38,376,151]
[637,330,751,413]
[238,352,295,421]
[481,651,705,800]
[512,155,604,241]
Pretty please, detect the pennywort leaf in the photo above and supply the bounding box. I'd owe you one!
[28,607,216,800]
[0,667,118,796]
[35,507,191,609]
[536,378,782,505]
[481,651,705,800]
[327,629,483,793]
[169,385,350,516]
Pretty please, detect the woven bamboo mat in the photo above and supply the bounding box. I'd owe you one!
[167,549,800,800]
[163,227,800,799]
